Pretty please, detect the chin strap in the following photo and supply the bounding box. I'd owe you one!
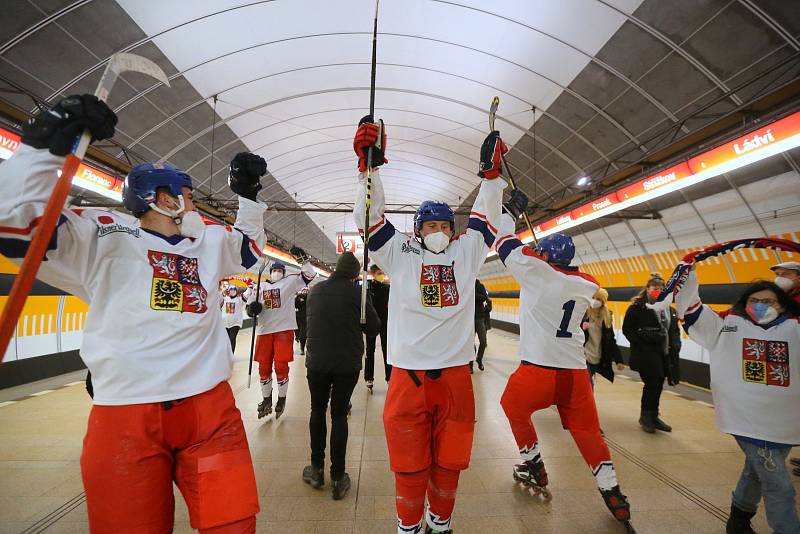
[148,195,186,225]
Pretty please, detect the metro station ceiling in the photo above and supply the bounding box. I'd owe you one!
[0,0,798,263]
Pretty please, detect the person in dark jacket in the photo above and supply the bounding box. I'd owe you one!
[581,288,624,387]
[365,264,390,389]
[622,273,681,433]
[302,252,380,500]
[295,288,308,355]
[470,279,492,373]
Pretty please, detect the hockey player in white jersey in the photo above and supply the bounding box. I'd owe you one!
[495,193,634,532]
[353,116,506,534]
[246,255,316,419]
[221,283,251,352]
[0,95,268,533]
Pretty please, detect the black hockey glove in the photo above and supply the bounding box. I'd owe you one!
[503,189,529,219]
[477,130,507,179]
[246,301,263,317]
[22,94,117,156]
[290,246,309,264]
[229,152,267,201]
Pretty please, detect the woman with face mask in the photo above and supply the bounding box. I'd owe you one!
[622,274,682,433]
[675,269,800,534]
[581,288,625,388]
[771,261,800,305]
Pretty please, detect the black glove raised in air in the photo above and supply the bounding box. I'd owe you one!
[229,152,267,201]
[246,301,263,317]
[22,94,117,156]
[503,189,529,219]
[290,246,309,264]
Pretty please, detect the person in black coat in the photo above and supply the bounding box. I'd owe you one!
[365,264,391,386]
[303,252,380,500]
[581,288,624,386]
[295,288,308,355]
[622,273,681,434]
[470,279,492,373]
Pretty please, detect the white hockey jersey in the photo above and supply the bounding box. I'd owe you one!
[0,145,267,405]
[221,288,251,329]
[354,169,505,370]
[496,214,599,369]
[677,270,800,445]
[250,265,315,335]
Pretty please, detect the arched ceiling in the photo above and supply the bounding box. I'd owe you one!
[0,0,798,263]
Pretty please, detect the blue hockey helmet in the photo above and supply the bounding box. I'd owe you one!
[270,261,286,273]
[122,162,193,217]
[536,233,575,265]
[413,201,455,236]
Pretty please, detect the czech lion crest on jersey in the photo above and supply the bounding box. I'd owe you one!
[741,338,789,387]
[419,262,459,308]
[148,251,208,313]
[262,289,281,310]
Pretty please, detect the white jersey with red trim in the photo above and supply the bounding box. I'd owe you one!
[354,169,505,370]
[249,265,315,335]
[0,145,267,405]
[221,288,251,329]
[496,214,599,369]
[677,269,800,445]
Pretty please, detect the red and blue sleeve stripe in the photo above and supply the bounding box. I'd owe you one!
[681,302,703,332]
[235,228,262,269]
[467,211,497,247]
[366,217,394,252]
[0,215,67,259]
[496,234,522,264]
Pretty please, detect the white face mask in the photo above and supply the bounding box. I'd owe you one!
[271,271,284,282]
[774,276,796,292]
[423,231,451,254]
[177,209,205,239]
[590,299,602,309]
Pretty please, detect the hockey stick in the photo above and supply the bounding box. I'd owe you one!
[247,257,269,388]
[489,96,538,246]
[360,0,381,324]
[0,53,169,363]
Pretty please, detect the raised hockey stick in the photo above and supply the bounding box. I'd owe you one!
[489,96,538,246]
[361,0,381,324]
[0,53,169,363]
[247,256,269,388]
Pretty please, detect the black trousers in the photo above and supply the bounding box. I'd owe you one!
[474,317,488,363]
[640,373,664,412]
[226,326,240,352]
[307,370,359,479]
[365,323,391,381]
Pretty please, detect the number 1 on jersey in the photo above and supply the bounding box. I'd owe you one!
[556,300,575,338]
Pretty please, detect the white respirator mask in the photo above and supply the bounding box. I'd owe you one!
[590,299,603,309]
[423,231,451,254]
[150,194,204,239]
[271,271,284,282]
[774,276,796,292]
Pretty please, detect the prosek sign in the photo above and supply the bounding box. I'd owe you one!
[0,126,123,201]
[519,111,800,242]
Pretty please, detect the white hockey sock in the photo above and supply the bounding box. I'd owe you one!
[260,378,272,399]
[396,518,423,534]
[277,377,289,397]
[426,508,451,532]
[519,441,541,462]
[593,461,618,491]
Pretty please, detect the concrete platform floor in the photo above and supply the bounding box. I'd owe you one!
[0,329,797,533]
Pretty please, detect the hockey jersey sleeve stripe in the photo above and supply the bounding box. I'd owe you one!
[467,215,496,248]
[0,215,66,258]
[0,216,43,236]
[469,211,498,234]
[682,304,703,332]
[368,216,386,235]
[367,219,395,252]
[498,236,523,263]
[235,228,261,269]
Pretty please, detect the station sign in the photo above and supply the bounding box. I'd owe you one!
[337,232,364,254]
